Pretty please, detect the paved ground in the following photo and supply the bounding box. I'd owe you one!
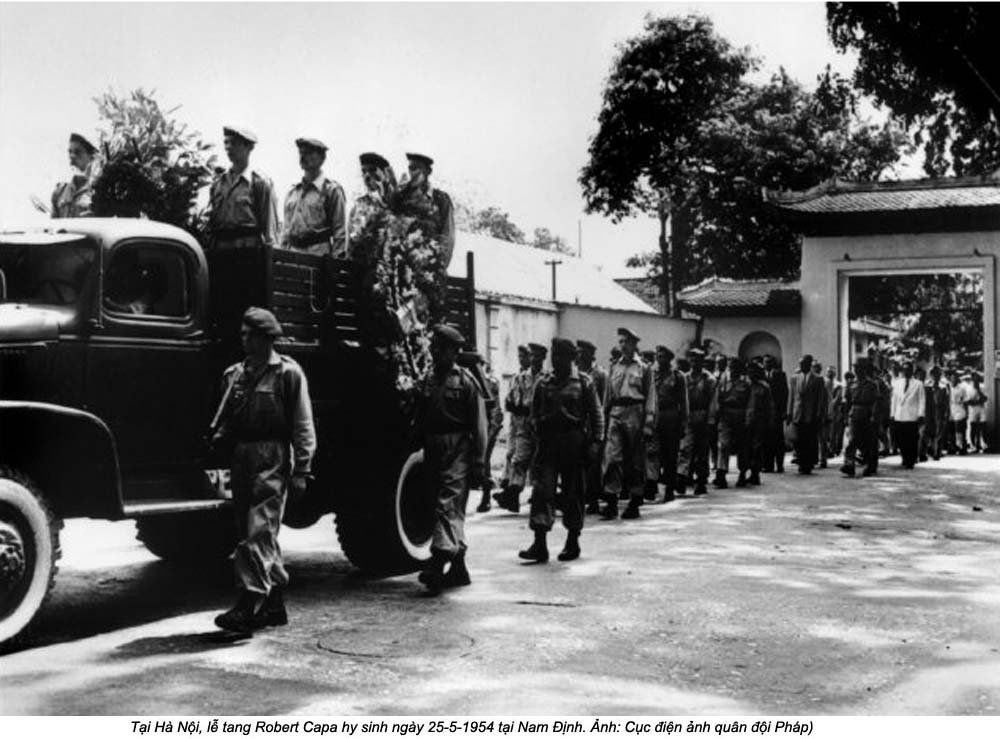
[2,453,1000,715]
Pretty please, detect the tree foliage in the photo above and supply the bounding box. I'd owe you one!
[531,227,573,255]
[90,89,217,236]
[849,273,983,367]
[464,205,527,244]
[827,3,1000,176]
[581,14,904,298]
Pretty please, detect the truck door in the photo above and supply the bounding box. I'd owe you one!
[85,238,213,487]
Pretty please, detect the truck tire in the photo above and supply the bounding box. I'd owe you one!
[135,509,238,563]
[0,467,61,650]
[335,449,434,576]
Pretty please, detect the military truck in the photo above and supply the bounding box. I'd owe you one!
[0,218,481,647]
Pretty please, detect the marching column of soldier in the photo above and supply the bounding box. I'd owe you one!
[50,128,991,637]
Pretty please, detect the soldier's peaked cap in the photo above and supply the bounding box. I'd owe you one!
[617,327,640,342]
[360,152,390,169]
[576,339,597,353]
[295,137,328,152]
[242,306,282,337]
[433,324,465,346]
[223,125,258,144]
[405,152,434,168]
[69,132,98,154]
[656,345,675,359]
[528,342,548,355]
[551,338,577,356]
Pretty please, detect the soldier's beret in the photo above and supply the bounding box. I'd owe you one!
[295,137,328,152]
[656,345,675,360]
[360,152,390,169]
[69,132,97,154]
[617,327,640,342]
[223,125,258,144]
[459,350,485,365]
[576,339,597,353]
[242,306,282,337]
[433,324,465,346]
[528,342,548,356]
[517,344,530,354]
[406,152,434,168]
[551,338,577,356]
[687,347,706,358]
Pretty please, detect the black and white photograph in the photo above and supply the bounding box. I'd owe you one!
[1,0,999,724]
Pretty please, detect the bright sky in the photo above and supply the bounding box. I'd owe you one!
[0,1,859,277]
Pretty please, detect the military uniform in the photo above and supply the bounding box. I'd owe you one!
[653,363,688,496]
[841,374,879,476]
[51,160,99,218]
[714,369,752,487]
[281,172,348,256]
[213,351,316,597]
[746,372,774,484]
[529,368,603,535]
[577,347,608,512]
[602,354,655,514]
[678,367,716,494]
[503,366,543,495]
[207,167,280,249]
[416,364,487,560]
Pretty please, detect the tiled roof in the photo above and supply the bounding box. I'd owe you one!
[765,175,1000,214]
[613,277,667,314]
[448,232,658,314]
[677,278,801,316]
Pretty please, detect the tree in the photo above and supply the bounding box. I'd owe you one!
[531,227,573,255]
[581,14,903,312]
[463,205,526,244]
[90,89,217,237]
[827,3,1000,176]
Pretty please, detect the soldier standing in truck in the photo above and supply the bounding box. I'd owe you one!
[280,137,347,257]
[415,325,487,594]
[206,126,280,249]
[211,307,316,634]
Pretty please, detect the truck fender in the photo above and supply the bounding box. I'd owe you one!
[0,401,124,520]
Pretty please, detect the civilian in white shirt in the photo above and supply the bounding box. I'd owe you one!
[890,361,925,469]
[948,370,970,454]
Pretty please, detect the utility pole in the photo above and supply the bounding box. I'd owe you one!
[545,259,563,302]
[577,220,583,258]
[657,193,674,317]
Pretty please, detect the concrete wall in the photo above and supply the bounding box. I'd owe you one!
[700,315,802,371]
[558,305,700,364]
[476,298,559,387]
[800,230,999,429]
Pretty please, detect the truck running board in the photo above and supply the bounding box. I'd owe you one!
[122,499,231,518]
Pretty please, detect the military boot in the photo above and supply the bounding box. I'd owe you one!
[214,590,265,634]
[713,470,728,489]
[442,548,472,588]
[621,497,642,519]
[557,531,581,561]
[693,480,708,496]
[475,491,492,513]
[585,501,601,515]
[643,480,658,501]
[840,463,855,477]
[747,471,761,486]
[261,587,288,627]
[674,476,688,497]
[518,531,549,562]
[419,552,448,595]
[735,471,748,488]
[599,500,619,520]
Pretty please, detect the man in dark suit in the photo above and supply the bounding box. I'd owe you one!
[763,355,789,473]
[787,354,827,475]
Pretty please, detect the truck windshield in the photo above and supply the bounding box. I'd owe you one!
[0,239,97,307]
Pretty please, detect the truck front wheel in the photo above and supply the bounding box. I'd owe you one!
[335,449,434,575]
[0,467,61,650]
[135,509,238,563]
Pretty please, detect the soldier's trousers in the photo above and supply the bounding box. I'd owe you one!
[747,423,768,474]
[603,406,645,501]
[530,429,586,533]
[425,431,473,559]
[717,415,748,473]
[844,416,876,473]
[644,428,660,483]
[484,422,502,486]
[656,411,684,489]
[678,411,711,484]
[231,440,290,595]
[505,415,535,489]
[794,422,820,471]
[583,442,603,505]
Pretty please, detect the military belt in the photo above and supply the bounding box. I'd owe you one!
[212,226,260,239]
[234,434,289,444]
[610,398,644,407]
[288,230,333,249]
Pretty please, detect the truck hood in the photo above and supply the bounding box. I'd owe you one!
[0,304,63,346]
